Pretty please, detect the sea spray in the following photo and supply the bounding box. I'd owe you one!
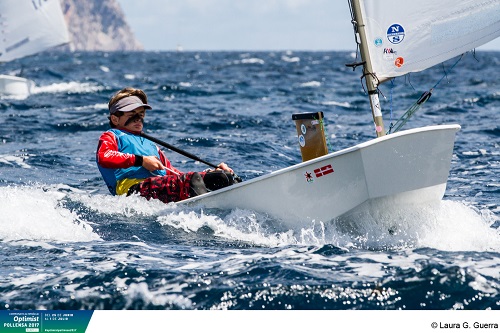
[0,185,100,242]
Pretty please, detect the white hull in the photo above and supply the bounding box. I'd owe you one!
[181,125,460,228]
[0,74,35,96]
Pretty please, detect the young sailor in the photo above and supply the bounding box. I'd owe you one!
[96,87,238,203]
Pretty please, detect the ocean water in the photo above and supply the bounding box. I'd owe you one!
[0,50,499,311]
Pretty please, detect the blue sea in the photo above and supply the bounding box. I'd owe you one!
[0,50,499,316]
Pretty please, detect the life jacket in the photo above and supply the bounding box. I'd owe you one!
[97,129,166,195]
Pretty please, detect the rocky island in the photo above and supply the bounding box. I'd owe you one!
[61,0,143,51]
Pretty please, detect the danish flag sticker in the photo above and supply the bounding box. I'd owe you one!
[314,164,334,178]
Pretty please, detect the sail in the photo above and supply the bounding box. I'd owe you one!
[358,0,500,81]
[0,0,70,63]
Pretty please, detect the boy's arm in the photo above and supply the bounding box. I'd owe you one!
[96,132,140,168]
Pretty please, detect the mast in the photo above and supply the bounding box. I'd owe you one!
[350,0,385,137]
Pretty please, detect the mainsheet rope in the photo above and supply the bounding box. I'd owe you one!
[386,54,465,134]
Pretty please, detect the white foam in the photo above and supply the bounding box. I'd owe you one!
[122,282,193,309]
[157,200,499,252]
[0,185,101,242]
[230,57,265,65]
[240,58,265,65]
[415,200,499,251]
[299,81,321,87]
[0,154,32,169]
[59,103,108,112]
[331,200,500,251]
[321,100,351,108]
[78,192,169,217]
[3,184,496,252]
[282,55,300,63]
[30,82,104,95]
[157,208,297,247]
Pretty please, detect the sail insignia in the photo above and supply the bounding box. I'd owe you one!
[357,0,500,81]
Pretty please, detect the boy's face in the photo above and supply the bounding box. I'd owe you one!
[111,107,146,132]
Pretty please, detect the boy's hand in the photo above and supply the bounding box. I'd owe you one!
[142,156,167,171]
[217,162,233,174]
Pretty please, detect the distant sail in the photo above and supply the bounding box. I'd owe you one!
[0,0,70,62]
[358,0,500,81]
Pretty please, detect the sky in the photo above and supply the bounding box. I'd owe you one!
[117,0,500,52]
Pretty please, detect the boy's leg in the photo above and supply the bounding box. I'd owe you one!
[130,173,194,203]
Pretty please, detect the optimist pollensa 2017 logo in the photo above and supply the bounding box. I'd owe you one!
[387,24,405,44]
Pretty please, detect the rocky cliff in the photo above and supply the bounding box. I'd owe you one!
[61,0,143,51]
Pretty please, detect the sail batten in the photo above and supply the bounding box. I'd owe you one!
[0,0,69,63]
[358,0,500,81]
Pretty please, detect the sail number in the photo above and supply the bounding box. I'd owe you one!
[31,0,49,10]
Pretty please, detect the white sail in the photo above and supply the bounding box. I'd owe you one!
[358,0,500,81]
[0,0,70,63]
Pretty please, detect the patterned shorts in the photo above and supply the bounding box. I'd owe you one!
[128,170,238,204]
[129,172,196,204]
